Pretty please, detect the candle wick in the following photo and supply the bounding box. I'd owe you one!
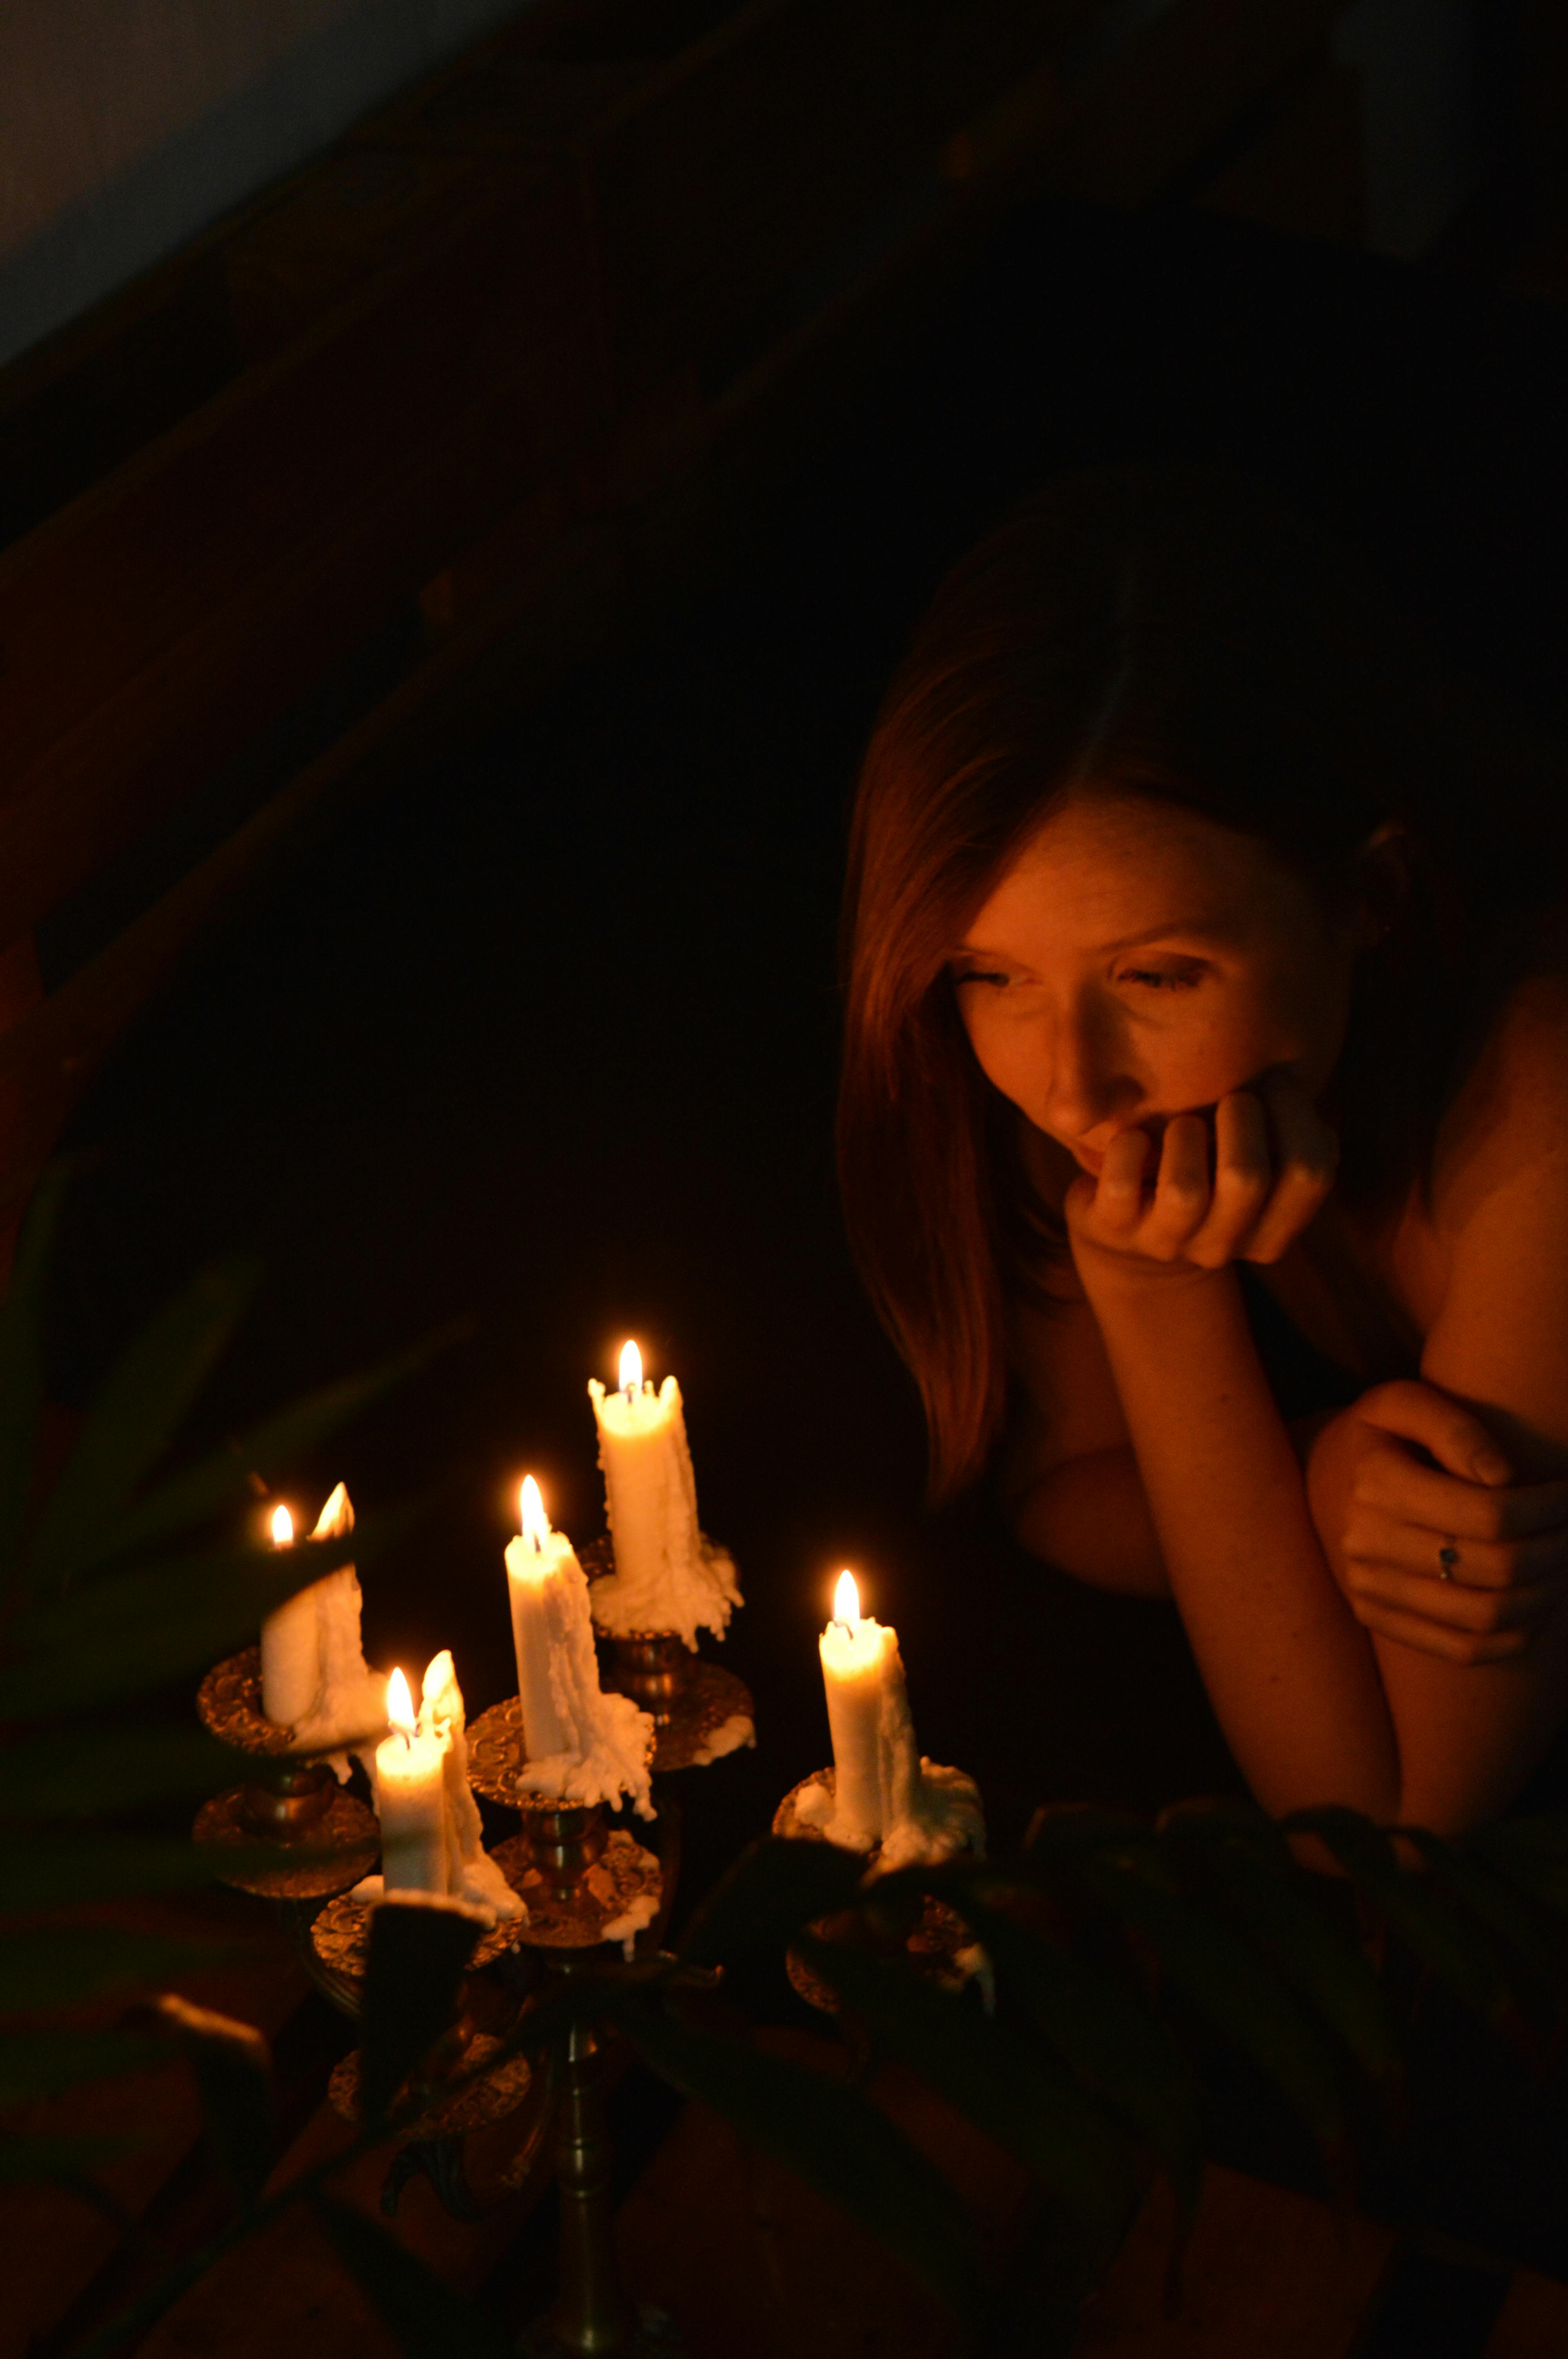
[532,1532,542,1556]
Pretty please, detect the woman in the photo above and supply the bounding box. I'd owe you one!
[839,468,1568,1834]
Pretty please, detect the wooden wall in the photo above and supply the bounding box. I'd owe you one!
[0,0,536,370]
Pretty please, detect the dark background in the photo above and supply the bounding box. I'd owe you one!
[40,186,1568,1931]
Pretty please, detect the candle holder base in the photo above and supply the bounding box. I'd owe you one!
[309,1887,529,2008]
[516,2303,686,2358]
[196,1644,383,1761]
[192,1782,379,1899]
[492,1813,663,1952]
[772,1770,985,2016]
[598,1637,755,1775]
[465,1694,657,1811]
[329,2033,535,2134]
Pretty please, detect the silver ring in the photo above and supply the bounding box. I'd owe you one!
[1438,1538,1459,1581]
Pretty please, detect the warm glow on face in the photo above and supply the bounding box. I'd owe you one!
[387,1667,416,1739]
[270,1504,294,1548]
[619,1338,642,1394]
[520,1475,550,1550]
[834,1570,861,1627]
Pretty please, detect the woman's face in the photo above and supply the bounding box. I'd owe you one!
[952,793,1359,1174]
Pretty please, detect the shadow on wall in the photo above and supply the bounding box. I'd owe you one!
[0,0,535,373]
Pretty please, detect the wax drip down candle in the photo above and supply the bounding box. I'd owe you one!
[504,1478,655,1817]
[586,1340,740,1649]
[258,1485,386,1776]
[797,1572,984,1873]
[369,1666,450,1896]
[356,1657,526,1926]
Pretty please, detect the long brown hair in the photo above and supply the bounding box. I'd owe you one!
[839,467,1559,1499]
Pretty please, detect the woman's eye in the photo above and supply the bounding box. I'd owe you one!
[952,968,1010,989]
[1118,965,1204,993]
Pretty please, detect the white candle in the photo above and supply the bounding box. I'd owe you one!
[418,1650,526,1923]
[259,1505,318,1725]
[506,1476,579,1760]
[501,1476,656,1818]
[817,1571,919,1850]
[374,1667,452,1895]
[587,1340,740,1648]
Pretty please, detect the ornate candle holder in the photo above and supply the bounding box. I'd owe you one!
[465,1697,677,2357]
[192,1647,380,1900]
[580,1538,755,1776]
[310,1884,541,2219]
[772,1768,986,2016]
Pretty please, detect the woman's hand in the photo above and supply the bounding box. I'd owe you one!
[1306,1379,1568,1663]
[1065,1070,1338,1287]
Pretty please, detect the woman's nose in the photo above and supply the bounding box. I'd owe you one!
[1039,1001,1134,1137]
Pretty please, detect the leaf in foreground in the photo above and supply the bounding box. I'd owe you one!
[26,1259,260,1595]
[798,1932,1138,2235]
[677,1836,868,1969]
[0,1926,236,2014]
[358,1901,481,2126]
[614,1992,984,2332]
[315,2200,511,2359]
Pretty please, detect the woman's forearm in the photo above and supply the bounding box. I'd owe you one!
[1085,1264,1401,1817]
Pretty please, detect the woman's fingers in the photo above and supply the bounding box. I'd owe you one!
[1143,1114,1212,1253]
[1094,1127,1152,1235]
[1349,1597,1529,1665]
[1353,1441,1568,1543]
[1342,1547,1568,1634]
[1354,1378,1514,1485]
[1243,1072,1338,1263]
[1343,1505,1568,1590]
[1186,1092,1272,1267]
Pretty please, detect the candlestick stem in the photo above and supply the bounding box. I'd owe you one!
[550,1991,636,2356]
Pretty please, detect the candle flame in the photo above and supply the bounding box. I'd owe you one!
[387,1666,416,1741]
[619,1338,642,1395]
[834,1570,861,1628]
[270,1504,294,1548]
[312,1481,353,1540]
[520,1475,550,1551]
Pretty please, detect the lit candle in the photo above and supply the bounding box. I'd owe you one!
[373,1667,451,1895]
[417,1650,526,1922]
[808,1570,985,1869]
[259,1505,318,1725]
[502,1476,655,1817]
[817,1571,918,1850]
[257,1485,384,1763]
[506,1476,579,1759]
[587,1340,740,1648]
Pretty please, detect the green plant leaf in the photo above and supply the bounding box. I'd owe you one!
[947,1886,1205,2210]
[314,2199,512,2357]
[0,1163,69,1591]
[0,2032,171,2101]
[1399,1828,1562,1995]
[0,2133,137,2181]
[0,1832,233,1908]
[677,1836,869,1968]
[797,1932,1138,2234]
[1163,1821,1399,2081]
[1468,1816,1568,1917]
[0,1506,419,1722]
[1285,1809,1514,2028]
[26,1260,261,1595]
[358,1901,481,2126]
[0,1725,252,1821]
[1082,1854,1347,2146]
[91,1327,464,1572]
[612,1990,984,2332]
[144,1994,274,2205]
[0,1926,234,2013]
